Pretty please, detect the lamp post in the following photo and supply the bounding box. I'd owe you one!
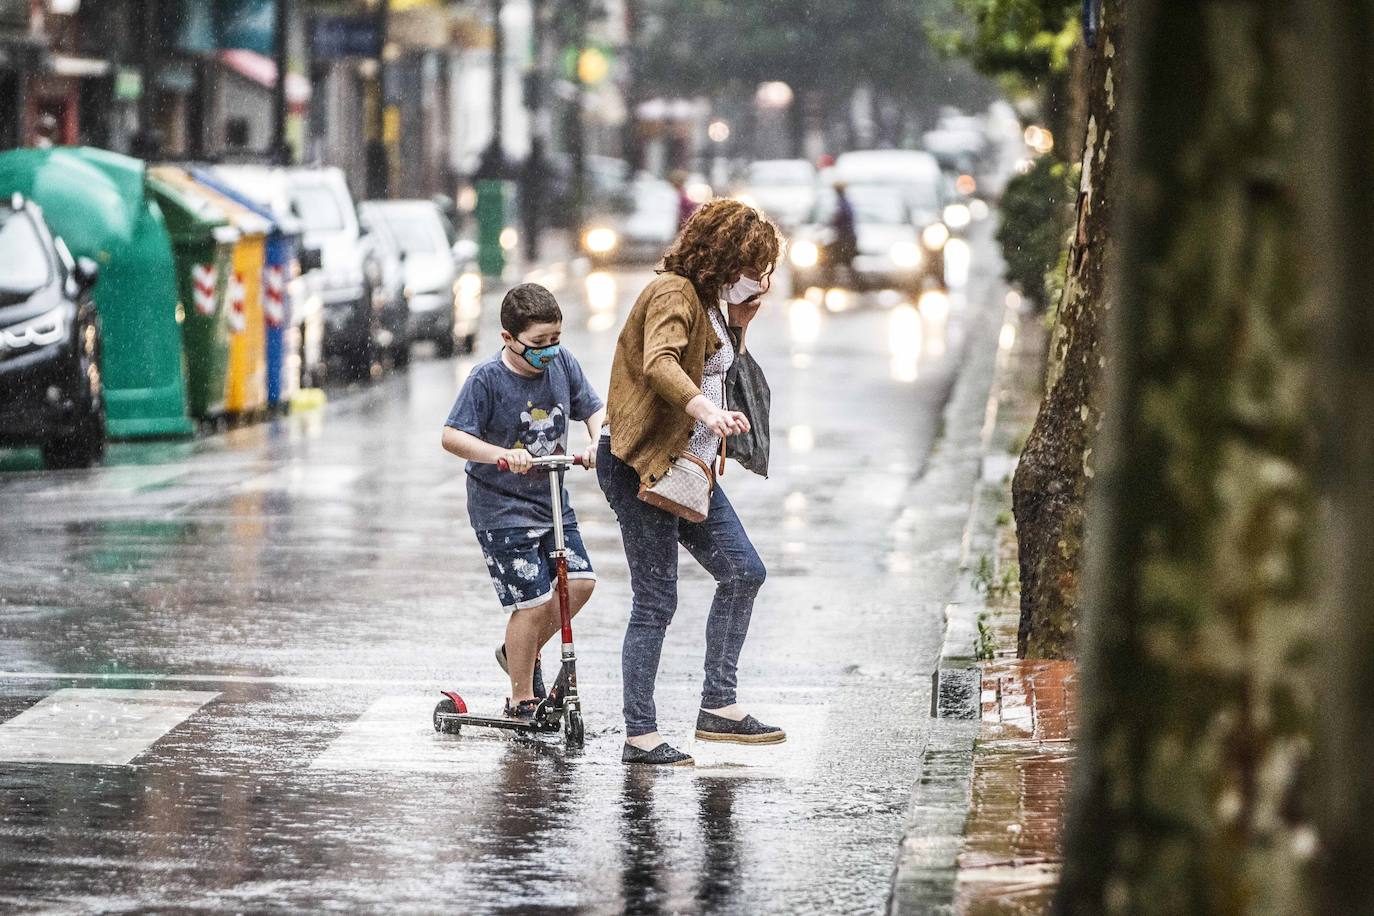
[366,0,390,199]
[474,0,510,276]
[271,0,290,164]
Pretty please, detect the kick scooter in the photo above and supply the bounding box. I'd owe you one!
[434,454,587,748]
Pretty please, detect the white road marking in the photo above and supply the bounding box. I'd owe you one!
[686,703,830,780]
[0,688,218,766]
[238,464,363,496]
[311,694,510,773]
[0,671,514,689]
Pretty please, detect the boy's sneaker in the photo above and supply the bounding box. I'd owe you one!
[504,698,542,721]
[495,643,546,698]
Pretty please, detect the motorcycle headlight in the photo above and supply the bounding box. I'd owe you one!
[790,239,819,268]
[890,242,922,269]
[584,227,619,255]
[942,204,972,230]
[922,222,950,251]
[0,305,67,353]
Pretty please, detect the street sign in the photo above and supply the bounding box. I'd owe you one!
[310,15,382,60]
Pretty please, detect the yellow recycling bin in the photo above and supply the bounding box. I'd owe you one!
[190,183,273,416]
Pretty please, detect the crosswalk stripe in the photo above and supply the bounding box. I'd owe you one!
[0,688,218,766]
[310,694,509,774]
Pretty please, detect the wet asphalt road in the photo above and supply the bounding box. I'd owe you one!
[0,225,1004,915]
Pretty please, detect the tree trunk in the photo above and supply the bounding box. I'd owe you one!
[1294,4,1374,912]
[1010,2,1120,660]
[1055,2,1317,913]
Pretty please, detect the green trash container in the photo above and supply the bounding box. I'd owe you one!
[146,166,240,421]
[0,147,193,439]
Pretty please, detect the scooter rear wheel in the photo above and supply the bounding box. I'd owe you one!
[433,698,462,734]
[565,709,584,748]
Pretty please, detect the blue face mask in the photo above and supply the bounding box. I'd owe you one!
[514,338,560,369]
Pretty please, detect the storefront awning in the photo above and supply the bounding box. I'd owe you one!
[218,49,311,106]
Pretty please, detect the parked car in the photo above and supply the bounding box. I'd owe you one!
[0,194,104,468]
[580,176,680,266]
[356,208,413,369]
[286,167,380,380]
[787,183,939,297]
[735,159,817,229]
[360,199,480,357]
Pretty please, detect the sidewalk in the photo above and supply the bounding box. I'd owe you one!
[890,299,1077,914]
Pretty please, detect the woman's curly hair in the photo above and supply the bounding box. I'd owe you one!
[660,199,782,303]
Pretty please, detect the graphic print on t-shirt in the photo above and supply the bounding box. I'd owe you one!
[516,404,567,457]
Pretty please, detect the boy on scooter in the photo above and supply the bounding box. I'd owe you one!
[441,283,604,720]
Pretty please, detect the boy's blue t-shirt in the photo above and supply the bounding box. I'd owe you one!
[445,348,604,531]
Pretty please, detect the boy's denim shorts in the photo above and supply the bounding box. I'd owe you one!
[475,524,596,611]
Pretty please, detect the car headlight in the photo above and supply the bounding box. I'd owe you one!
[584,227,619,255]
[942,204,971,230]
[922,222,950,251]
[0,305,67,353]
[791,239,819,268]
[890,242,923,269]
[456,272,482,300]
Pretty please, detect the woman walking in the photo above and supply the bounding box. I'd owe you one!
[597,199,783,766]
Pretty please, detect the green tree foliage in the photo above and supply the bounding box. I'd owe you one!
[633,1,990,122]
[933,0,1080,89]
[995,154,1074,309]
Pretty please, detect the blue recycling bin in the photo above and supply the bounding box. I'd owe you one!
[191,168,301,408]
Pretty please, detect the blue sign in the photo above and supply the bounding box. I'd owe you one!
[310,15,382,60]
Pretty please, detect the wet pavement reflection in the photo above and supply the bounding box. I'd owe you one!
[0,226,1004,913]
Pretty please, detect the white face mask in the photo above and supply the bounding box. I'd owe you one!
[723,275,766,305]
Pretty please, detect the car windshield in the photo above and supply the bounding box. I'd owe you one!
[811,186,910,225]
[291,185,346,232]
[379,208,449,254]
[0,210,52,293]
[747,161,814,186]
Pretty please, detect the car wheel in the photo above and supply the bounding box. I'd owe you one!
[435,332,456,359]
[43,384,105,471]
[392,342,411,369]
[461,333,477,354]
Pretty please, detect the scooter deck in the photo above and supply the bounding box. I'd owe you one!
[434,710,562,734]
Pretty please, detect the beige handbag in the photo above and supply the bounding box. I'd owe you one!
[639,391,730,524]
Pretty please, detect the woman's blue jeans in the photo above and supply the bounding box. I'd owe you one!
[597,437,767,738]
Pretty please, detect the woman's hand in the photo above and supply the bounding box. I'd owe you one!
[728,298,764,327]
[687,396,750,437]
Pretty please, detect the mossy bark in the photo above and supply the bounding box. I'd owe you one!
[1295,4,1374,912]
[1011,2,1120,660]
[1055,3,1317,913]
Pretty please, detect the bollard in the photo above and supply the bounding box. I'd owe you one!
[475,179,507,277]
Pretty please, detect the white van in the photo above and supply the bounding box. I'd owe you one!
[286,167,378,380]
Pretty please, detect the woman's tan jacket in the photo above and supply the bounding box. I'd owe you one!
[607,273,725,487]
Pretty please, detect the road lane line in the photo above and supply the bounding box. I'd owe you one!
[0,671,831,692]
[0,688,218,766]
[310,694,510,773]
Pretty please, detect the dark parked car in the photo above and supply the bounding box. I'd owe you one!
[0,194,104,468]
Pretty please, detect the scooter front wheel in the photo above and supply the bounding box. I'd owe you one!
[565,709,585,748]
[434,698,463,734]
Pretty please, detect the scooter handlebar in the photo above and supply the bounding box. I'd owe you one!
[497,455,586,473]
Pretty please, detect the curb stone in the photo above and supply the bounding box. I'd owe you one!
[888,299,1041,916]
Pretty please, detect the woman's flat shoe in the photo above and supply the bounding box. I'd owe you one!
[622,742,695,766]
[695,710,787,745]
